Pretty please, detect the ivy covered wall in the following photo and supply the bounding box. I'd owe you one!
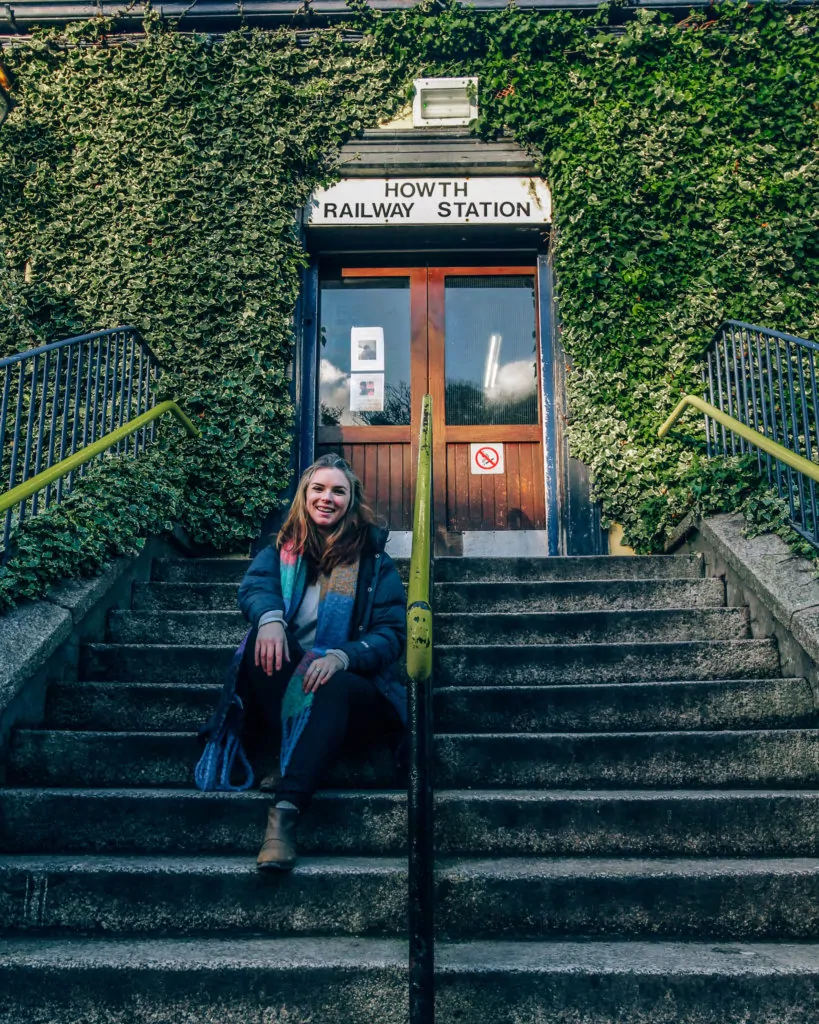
[0,2,817,605]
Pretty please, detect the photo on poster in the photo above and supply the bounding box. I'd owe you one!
[349,373,385,412]
[350,327,385,371]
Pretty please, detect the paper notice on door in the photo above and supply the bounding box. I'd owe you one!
[351,327,385,371]
[349,373,385,412]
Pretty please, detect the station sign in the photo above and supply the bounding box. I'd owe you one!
[307,177,551,227]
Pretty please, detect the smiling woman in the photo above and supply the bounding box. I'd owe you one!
[198,454,408,871]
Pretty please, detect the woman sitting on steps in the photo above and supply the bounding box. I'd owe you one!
[230,454,407,871]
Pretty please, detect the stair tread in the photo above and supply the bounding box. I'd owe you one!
[3,853,819,877]
[57,676,807,691]
[5,786,819,799]
[16,726,818,739]
[2,935,819,976]
[84,638,776,652]
[113,607,745,618]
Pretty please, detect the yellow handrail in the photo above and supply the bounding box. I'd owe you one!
[659,394,819,483]
[0,400,199,515]
[406,394,433,682]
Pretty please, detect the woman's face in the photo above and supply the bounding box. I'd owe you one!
[305,467,352,532]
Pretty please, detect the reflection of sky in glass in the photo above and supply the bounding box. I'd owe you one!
[445,277,538,426]
[319,279,411,426]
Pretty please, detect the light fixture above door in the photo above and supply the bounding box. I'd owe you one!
[412,77,478,128]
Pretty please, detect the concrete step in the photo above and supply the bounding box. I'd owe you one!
[436,608,749,645]
[107,609,249,646]
[7,730,398,790]
[151,557,409,584]
[2,854,818,941]
[1,937,817,1023]
[434,730,819,789]
[2,788,817,857]
[434,577,726,613]
[132,581,241,611]
[47,681,221,732]
[46,677,817,734]
[436,678,818,733]
[0,855,408,938]
[434,554,705,583]
[80,638,781,685]
[133,576,726,614]
[435,639,781,686]
[107,607,750,647]
[13,728,818,791]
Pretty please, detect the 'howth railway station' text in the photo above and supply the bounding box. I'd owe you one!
[308,177,552,227]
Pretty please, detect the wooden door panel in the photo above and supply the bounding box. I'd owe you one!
[445,442,545,531]
[316,442,413,531]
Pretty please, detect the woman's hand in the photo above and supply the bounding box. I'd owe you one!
[302,653,344,694]
[255,621,290,676]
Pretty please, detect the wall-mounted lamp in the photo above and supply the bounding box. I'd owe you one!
[412,77,478,128]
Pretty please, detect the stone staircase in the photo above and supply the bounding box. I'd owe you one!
[1,552,819,1022]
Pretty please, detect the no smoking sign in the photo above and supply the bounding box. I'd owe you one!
[470,443,504,475]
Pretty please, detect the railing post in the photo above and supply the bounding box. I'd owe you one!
[406,394,434,1024]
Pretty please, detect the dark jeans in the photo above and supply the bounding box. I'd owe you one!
[238,629,401,810]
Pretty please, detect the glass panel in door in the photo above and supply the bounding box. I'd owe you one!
[444,275,538,426]
[318,276,412,427]
[315,270,425,533]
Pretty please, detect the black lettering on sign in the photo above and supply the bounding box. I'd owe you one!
[438,201,451,218]
[385,182,399,196]
[500,202,515,217]
[373,202,390,218]
[399,203,415,217]
[516,202,531,217]
[453,182,468,197]
[324,203,338,217]
[340,203,353,217]
[415,181,435,197]
[464,202,479,218]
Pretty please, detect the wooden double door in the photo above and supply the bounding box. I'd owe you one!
[315,265,546,550]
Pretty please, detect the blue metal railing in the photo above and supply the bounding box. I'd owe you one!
[0,326,162,554]
[702,320,819,548]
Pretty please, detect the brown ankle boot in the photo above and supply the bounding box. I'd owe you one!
[256,805,299,871]
[259,769,282,793]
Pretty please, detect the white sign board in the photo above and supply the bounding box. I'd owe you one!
[350,327,384,371]
[308,177,551,227]
[470,443,505,475]
[350,373,384,413]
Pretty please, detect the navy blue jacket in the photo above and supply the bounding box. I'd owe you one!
[238,525,407,724]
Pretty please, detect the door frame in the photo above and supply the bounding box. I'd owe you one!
[304,260,558,554]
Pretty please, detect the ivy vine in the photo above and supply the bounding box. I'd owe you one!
[0,1,817,608]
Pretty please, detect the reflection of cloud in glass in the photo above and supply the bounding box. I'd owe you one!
[320,358,349,411]
[489,359,537,401]
[320,358,345,384]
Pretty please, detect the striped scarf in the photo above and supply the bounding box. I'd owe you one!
[278,542,359,774]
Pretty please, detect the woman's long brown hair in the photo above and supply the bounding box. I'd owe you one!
[277,454,375,575]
